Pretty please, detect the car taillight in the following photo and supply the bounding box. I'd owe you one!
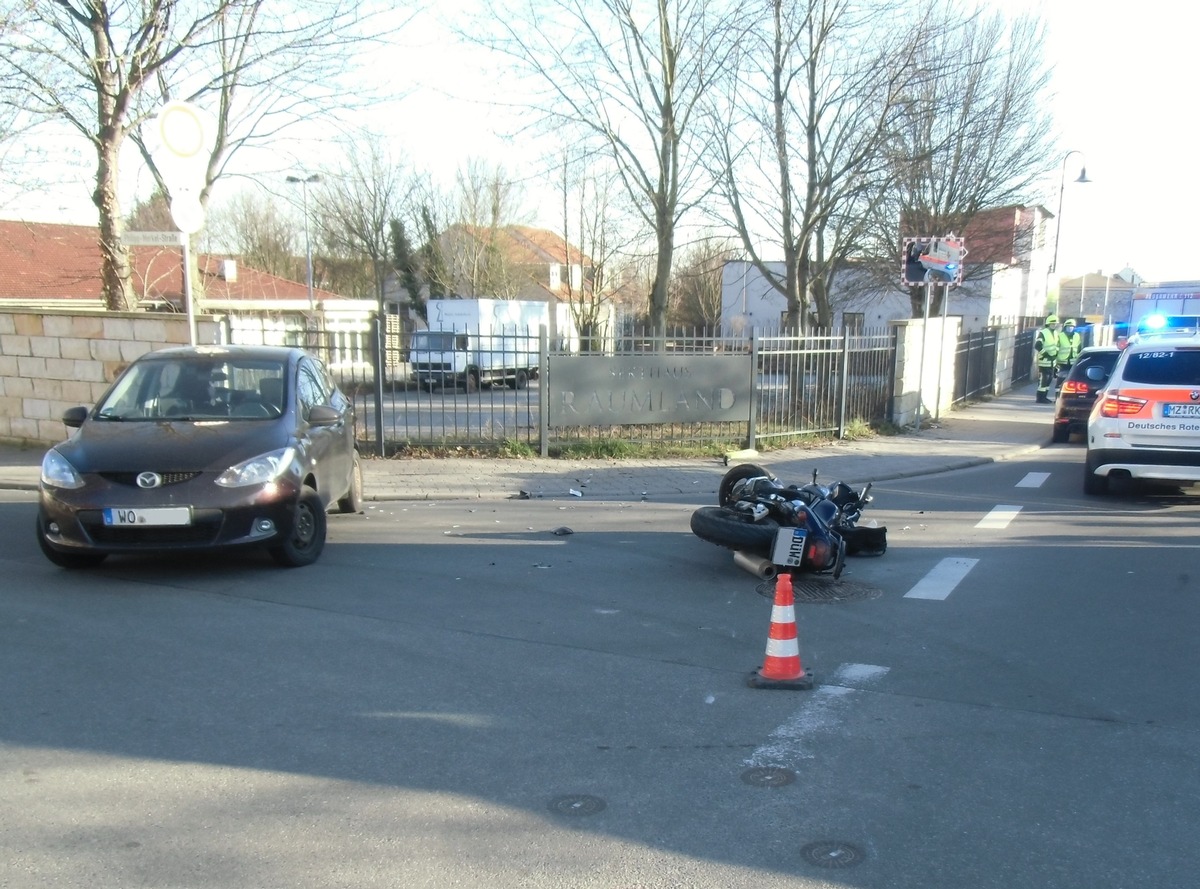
[1099,390,1147,418]
[1061,379,1089,396]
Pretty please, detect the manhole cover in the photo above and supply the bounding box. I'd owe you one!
[761,577,881,603]
[548,794,606,817]
[800,840,866,869]
[740,767,795,787]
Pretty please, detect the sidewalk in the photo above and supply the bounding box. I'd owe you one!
[0,384,1053,500]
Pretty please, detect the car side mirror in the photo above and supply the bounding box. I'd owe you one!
[1084,366,1107,382]
[62,406,89,428]
[307,404,342,427]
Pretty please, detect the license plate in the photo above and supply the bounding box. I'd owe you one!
[1164,403,1200,418]
[103,507,191,526]
[771,527,808,568]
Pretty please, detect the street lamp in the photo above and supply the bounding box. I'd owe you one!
[1050,150,1090,312]
[286,173,321,310]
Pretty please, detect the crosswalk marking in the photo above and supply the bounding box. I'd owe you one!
[904,557,979,600]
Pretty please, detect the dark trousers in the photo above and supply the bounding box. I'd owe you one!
[1037,364,1055,397]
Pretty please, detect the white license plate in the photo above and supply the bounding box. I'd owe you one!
[103,507,191,526]
[1164,403,1200,418]
[771,527,808,567]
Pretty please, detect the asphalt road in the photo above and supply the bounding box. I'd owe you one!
[2,444,1197,888]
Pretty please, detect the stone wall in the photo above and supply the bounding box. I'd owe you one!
[0,309,221,445]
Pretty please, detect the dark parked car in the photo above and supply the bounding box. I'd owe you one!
[36,345,363,569]
[1052,345,1121,443]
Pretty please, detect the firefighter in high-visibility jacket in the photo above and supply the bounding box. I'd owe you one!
[1034,314,1062,403]
[1058,319,1082,373]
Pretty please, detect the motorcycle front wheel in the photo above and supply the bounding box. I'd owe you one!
[690,506,779,555]
[717,463,777,507]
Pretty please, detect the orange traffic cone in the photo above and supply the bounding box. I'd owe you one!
[748,572,814,690]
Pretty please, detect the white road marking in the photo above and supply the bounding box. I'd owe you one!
[904,557,979,600]
[745,663,890,768]
[1016,472,1050,488]
[831,663,891,685]
[976,505,1022,529]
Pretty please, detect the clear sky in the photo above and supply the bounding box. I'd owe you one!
[4,0,1196,285]
[1021,0,1200,282]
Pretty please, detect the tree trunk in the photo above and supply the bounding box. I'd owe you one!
[648,221,673,339]
[93,94,135,311]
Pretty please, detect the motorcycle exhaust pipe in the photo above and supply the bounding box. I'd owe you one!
[733,550,778,580]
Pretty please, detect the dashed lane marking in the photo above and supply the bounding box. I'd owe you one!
[904,557,979,600]
[976,505,1022,529]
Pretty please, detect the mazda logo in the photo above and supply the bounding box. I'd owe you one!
[136,471,162,489]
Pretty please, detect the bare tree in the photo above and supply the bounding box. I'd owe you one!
[313,134,422,309]
[206,189,300,280]
[669,237,739,328]
[484,0,744,337]
[441,160,529,299]
[557,149,638,349]
[873,10,1056,317]
[0,1,400,311]
[712,0,925,329]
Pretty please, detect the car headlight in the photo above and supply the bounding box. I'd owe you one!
[41,449,84,490]
[216,447,297,488]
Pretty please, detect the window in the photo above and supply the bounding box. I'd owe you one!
[295,361,327,420]
[843,313,864,332]
[1124,348,1200,385]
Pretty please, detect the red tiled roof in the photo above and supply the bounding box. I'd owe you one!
[446,223,591,269]
[0,219,339,302]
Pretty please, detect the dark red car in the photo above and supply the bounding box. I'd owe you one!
[36,345,363,569]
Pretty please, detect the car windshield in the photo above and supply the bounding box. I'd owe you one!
[410,332,464,352]
[95,355,288,421]
[1122,348,1200,386]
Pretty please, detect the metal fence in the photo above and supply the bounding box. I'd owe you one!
[953,329,998,403]
[220,315,916,454]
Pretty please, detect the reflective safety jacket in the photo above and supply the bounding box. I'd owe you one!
[1059,330,1082,366]
[1035,325,1060,367]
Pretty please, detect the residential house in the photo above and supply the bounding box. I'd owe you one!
[1055,270,1141,324]
[0,219,382,355]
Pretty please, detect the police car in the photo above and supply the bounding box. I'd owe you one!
[1084,331,1200,494]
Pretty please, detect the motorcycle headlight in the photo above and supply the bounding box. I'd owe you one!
[216,447,296,488]
[41,449,84,489]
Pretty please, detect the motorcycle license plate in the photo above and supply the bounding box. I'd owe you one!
[771,527,808,568]
[103,507,191,526]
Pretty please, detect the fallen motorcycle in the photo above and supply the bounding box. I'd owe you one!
[690,463,886,579]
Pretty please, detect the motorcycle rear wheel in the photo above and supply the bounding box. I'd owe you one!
[690,506,779,555]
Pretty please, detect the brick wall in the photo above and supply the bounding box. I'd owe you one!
[0,309,221,445]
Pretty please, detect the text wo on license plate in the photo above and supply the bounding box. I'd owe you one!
[103,507,192,526]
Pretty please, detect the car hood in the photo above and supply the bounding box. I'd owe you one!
[54,419,294,474]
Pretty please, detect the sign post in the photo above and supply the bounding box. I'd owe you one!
[142,101,216,346]
[902,234,968,430]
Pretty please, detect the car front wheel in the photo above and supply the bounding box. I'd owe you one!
[270,487,327,567]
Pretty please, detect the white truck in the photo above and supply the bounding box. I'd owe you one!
[1126,282,1200,337]
[408,298,548,392]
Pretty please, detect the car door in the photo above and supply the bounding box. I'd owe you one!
[294,358,352,504]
